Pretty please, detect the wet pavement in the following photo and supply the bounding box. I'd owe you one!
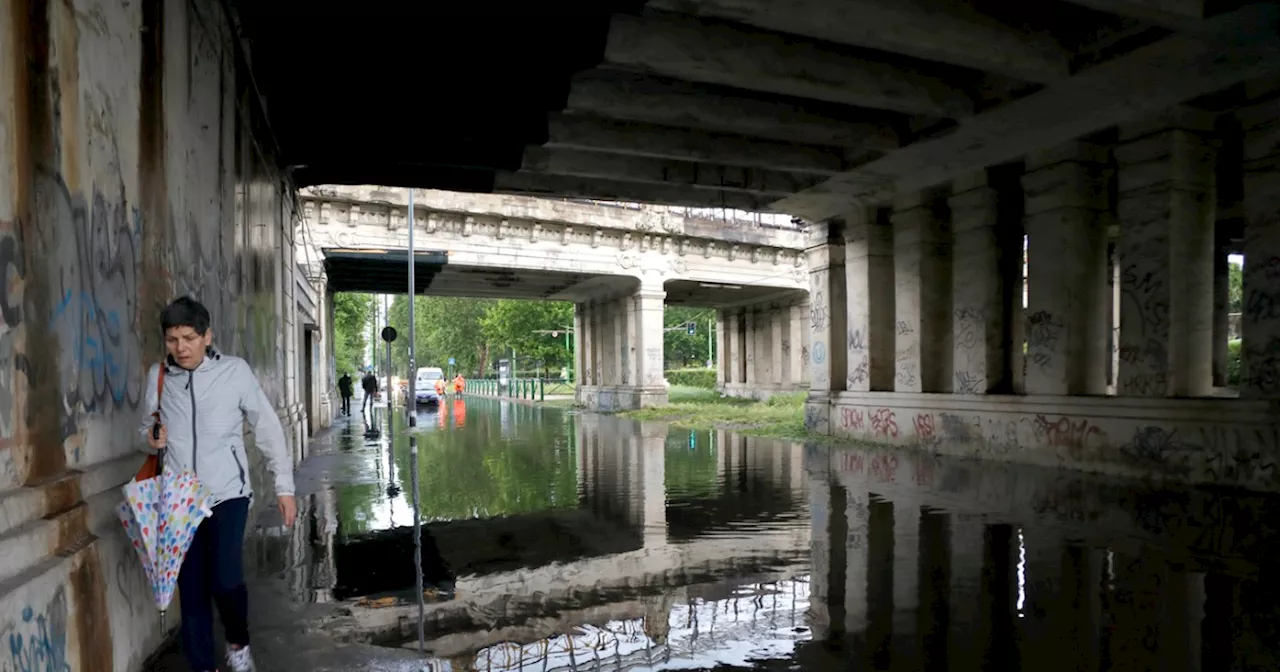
[144,395,1280,671]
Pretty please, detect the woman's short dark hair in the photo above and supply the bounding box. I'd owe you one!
[160,296,211,335]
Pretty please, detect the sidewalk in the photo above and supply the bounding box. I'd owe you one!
[143,412,429,672]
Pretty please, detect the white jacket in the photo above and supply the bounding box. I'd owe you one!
[137,347,295,505]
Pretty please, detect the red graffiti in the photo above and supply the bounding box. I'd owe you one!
[1033,414,1102,452]
[913,413,935,439]
[841,451,865,474]
[869,454,899,483]
[840,407,864,430]
[869,408,898,437]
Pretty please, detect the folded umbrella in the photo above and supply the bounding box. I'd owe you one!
[117,462,213,615]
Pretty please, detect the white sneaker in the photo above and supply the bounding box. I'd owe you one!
[226,645,256,672]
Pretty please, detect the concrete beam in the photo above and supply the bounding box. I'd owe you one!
[645,0,1070,83]
[603,13,976,117]
[494,171,776,211]
[772,2,1280,221]
[546,114,847,175]
[1057,0,1206,29]
[521,147,822,197]
[567,71,902,149]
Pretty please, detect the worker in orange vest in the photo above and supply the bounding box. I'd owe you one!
[452,374,465,394]
[434,377,445,396]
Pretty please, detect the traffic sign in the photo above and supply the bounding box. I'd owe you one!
[448,357,456,365]
[380,326,397,343]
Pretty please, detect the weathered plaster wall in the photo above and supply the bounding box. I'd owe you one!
[807,391,1280,492]
[0,0,301,668]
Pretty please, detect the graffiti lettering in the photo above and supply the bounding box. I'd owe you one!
[847,329,864,353]
[914,413,935,439]
[868,454,898,482]
[841,451,864,474]
[7,587,70,672]
[1032,415,1103,454]
[896,320,914,336]
[839,407,864,431]
[1027,311,1063,352]
[847,357,868,388]
[869,408,898,438]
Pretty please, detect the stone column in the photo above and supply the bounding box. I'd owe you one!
[625,296,637,385]
[843,207,895,392]
[1212,235,1231,387]
[892,192,952,393]
[728,311,743,388]
[771,308,785,385]
[715,310,728,389]
[789,304,805,386]
[745,309,758,387]
[1116,110,1216,397]
[574,302,587,396]
[631,283,669,407]
[593,299,607,387]
[807,225,848,394]
[949,171,1007,394]
[1239,93,1280,397]
[582,301,597,388]
[612,298,626,386]
[1022,141,1111,395]
[1108,242,1120,391]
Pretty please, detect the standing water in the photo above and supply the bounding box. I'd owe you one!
[280,396,1280,671]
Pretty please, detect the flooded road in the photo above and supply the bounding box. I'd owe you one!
[273,396,1280,671]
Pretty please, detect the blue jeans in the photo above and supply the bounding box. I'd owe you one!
[178,497,250,671]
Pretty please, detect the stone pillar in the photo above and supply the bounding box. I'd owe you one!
[593,299,607,387]
[583,301,597,387]
[892,192,952,393]
[949,171,1007,394]
[1022,141,1111,395]
[574,302,587,395]
[715,310,728,388]
[625,296,637,385]
[843,207,895,392]
[1212,236,1231,387]
[770,308,785,385]
[612,298,626,386]
[807,224,848,393]
[1116,110,1216,397]
[1108,242,1120,391]
[745,309,757,387]
[1239,93,1280,397]
[728,311,743,388]
[630,283,669,407]
[789,304,805,385]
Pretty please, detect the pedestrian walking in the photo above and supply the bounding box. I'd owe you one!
[361,369,379,413]
[337,372,353,415]
[140,296,296,672]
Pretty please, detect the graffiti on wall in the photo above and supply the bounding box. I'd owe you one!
[5,586,71,672]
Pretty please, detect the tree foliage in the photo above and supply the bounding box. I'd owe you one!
[384,296,575,377]
[332,292,375,378]
[1230,261,1243,312]
[664,306,714,369]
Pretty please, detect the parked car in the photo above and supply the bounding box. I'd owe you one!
[415,367,444,406]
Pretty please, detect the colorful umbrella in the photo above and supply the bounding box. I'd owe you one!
[116,466,213,615]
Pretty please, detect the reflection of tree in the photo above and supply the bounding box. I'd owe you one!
[663,430,720,499]
[336,482,386,538]
[391,399,580,521]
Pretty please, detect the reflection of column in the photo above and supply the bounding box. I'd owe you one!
[1202,573,1238,669]
[918,510,952,671]
[1022,141,1110,395]
[1105,551,1166,672]
[892,497,921,657]
[845,489,870,635]
[893,191,952,393]
[639,422,667,548]
[948,515,985,670]
[807,446,834,639]
[980,525,1018,670]
[1116,111,1215,397]
[1159,571,1204,672]
[1018,529,1062,670]
[1057,545,1102,672]
[865,496,894,670]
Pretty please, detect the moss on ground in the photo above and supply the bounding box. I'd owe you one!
[621,388,830,442]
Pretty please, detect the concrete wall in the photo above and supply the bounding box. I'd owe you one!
[0,0,303,668]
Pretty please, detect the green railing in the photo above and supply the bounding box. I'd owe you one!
[467,377,572,401]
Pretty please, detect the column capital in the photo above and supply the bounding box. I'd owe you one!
[807,243,845,270]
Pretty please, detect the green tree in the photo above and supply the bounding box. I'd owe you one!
[333,292,375,377]
[479,299,575,374]
[664,306,713,369]
[387,296,493,377]
[1230,261,1243,312]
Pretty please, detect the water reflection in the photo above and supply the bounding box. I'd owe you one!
[269,398,1280,670]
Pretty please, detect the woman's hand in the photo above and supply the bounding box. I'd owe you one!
[147,423,167,452]
[278,495,297,527]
